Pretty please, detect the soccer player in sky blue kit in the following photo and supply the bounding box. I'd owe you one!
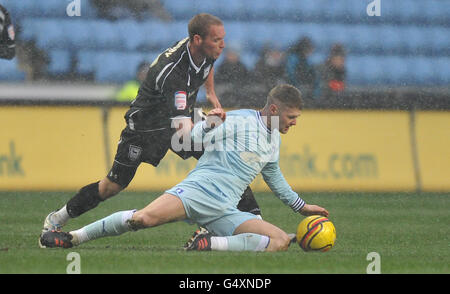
[40,84,328,252]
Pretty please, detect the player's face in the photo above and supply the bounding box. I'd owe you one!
[278,106,301,134]
[200,24,225,60]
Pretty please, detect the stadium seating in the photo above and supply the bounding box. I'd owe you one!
[162,0,450,25]
[1,0,449,85]
[346,55,450,86]
[47,50,72,75]
[411,57,438,85]
[346,56,383,86]
[0,58,25,81]
[76,50,97,75]
[76,50,159,82]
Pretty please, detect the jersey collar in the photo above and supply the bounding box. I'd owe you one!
[257,111,272,134]
[187,41,206,73]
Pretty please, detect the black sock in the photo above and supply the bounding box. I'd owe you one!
[66,181,103,218]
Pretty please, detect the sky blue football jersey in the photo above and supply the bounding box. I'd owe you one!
[184,109,305,212]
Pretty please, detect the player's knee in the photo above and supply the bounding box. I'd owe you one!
[129,210,160,229]
[280,233,291,251]
[127,212,150,230]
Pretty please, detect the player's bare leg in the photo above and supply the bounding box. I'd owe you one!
[232,218,291,252]
[128,193,187,229]
[40,193,187,248]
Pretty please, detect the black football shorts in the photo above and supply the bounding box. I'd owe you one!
[107,126,173,188]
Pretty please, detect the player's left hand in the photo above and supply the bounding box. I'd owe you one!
[206,108,226,128]
[299,204,329,217]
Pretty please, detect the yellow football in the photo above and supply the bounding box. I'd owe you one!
[296,215,336,252]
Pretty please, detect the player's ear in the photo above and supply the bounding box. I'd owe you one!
[269,104,278,115]
[193,34,202,45]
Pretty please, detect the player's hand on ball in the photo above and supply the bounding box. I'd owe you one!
[206,108,226,128]
[300,204,329,217]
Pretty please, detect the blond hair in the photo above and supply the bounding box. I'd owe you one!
[267,84,303,110]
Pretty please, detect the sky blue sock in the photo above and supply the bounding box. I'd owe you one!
[211,233,270,251]
[71,210,135,244]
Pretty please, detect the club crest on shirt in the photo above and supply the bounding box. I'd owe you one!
[174,91,187,110]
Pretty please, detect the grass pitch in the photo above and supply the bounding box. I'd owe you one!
[0,191,448,274]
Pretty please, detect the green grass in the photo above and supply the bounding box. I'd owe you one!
[0,191,448,274]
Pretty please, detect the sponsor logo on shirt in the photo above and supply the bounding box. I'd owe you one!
[174,91,187,110]
[7,25,15,40]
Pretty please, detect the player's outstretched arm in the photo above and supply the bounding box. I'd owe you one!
[299,204,329,217]
[204,67,222,109]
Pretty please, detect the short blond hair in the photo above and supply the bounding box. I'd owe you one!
[188,13,223,41]
[267,84,303,110]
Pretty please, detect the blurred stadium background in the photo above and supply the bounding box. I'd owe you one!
[0,0,448,192]
[0,0,449,274]
[0,0,449,107]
